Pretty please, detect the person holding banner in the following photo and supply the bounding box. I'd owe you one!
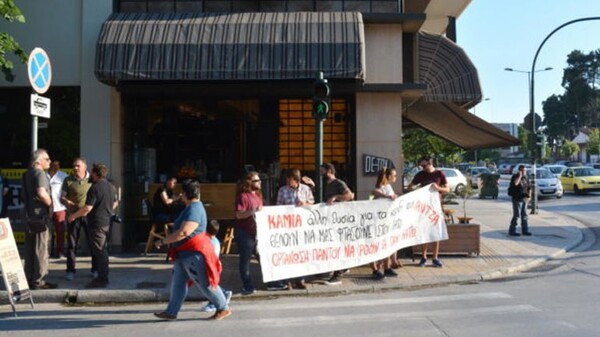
[22,149,57,290]
[407,155,449,268]
[321,163,354,285]
[276,168,315,289]
[371,168,400,280]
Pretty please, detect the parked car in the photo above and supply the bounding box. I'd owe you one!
[529,168,563,199]
[543,164,567,178]
[438,168,468,194]
[560,166,600,194]
[467,166,492,188]
[497,163,513,174]
[586,163,600,170]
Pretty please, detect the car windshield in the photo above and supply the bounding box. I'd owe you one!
[535,170,553,179]
[574,168,600,177]
[546,166,564,174]
[442,170,457,177]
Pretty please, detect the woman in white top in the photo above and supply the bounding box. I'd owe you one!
[370,168,400,280]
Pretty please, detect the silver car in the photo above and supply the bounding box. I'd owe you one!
[529,168,563,199]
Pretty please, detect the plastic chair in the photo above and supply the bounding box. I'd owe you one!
[143,199,173,254]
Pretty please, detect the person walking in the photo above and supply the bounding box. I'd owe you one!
[67,163,116,288]
[321,163,354,286]
[407,155,449,268]
[509,165,532,236]
[61,158,94,281]
[153,179,231,321]
[47,160,68,258]
[276,168,314,289]
[370,167,400,280]
[22,149,57,289]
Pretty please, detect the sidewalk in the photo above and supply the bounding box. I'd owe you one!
[1,197,586,305]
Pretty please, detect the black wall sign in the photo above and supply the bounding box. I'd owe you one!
[363,154,395,176]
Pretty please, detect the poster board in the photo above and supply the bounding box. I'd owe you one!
[0,218,33,316]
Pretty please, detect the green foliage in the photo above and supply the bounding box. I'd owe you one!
[518,124,530,155]
[587,129,600,156]
[0,0,27,81]
[402,128,464,166]
[559,139,580,158]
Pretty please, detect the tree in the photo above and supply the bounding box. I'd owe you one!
[402,128,464,166]
[587,128,600,156]
[0,0,27,81]
[517,124,530,156]
[542,94,569,143]
[559,139,580,159]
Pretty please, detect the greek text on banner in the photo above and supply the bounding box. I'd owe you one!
[255,184,448,282]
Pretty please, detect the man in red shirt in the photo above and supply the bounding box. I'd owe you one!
[407,155,449,268]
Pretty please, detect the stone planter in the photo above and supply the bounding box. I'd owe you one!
[413,224,480,256]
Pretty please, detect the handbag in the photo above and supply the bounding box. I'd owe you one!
[25,214,50,233]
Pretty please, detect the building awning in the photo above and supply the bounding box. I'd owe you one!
[95,12,365,85]
[404,101,520,150]
[418,31,482,108]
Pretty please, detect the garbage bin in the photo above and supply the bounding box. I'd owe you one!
[479,173,500,199]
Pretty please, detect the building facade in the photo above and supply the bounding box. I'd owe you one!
[0,0,518,249]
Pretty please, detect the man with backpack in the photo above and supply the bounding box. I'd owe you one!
[508,165,532,236]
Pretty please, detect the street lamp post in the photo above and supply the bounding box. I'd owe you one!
[504,67,552,214]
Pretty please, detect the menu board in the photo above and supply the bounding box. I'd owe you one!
[0,217,32,315]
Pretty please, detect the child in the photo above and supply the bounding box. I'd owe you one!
[201,220,233,312]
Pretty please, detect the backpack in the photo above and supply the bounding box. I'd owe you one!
[507,183,516,197]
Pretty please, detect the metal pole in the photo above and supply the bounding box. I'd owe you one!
[32,115,38,153]
[315,119,323,203]
[529,71,538,214]
[529,16,600,214]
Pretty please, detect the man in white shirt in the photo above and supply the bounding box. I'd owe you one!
[48,160,68,258]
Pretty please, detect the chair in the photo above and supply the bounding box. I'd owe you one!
[443,208,455,224]
[143,199,173,255]
[220,225,235,255]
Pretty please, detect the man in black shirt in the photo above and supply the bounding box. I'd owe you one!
[509,165,531,236]
[68,163,116,288]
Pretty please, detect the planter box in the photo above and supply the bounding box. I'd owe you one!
[413,224,480,256]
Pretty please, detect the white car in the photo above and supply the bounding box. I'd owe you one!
[438,168,468,194]
[511,163,532,175]
[543,164,567,178]
[467,166,492,188]
[529,168,563,199]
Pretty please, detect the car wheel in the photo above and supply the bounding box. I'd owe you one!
[455,184,465,194]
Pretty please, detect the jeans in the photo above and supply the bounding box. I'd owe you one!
[164,253,228,316]
[510,199,529,234]
[66,216,97,273]
[89,224,110,281]
[235,228,257,289]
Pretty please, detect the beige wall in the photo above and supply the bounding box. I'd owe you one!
[354,23,404,200]
[355,93,403,200]
[363,24,403,84]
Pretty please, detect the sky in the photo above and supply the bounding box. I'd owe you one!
[458,0,600,124]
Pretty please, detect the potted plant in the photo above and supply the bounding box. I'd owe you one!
[455,183,477,224]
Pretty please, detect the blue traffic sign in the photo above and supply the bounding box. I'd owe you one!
[27,48,52,94]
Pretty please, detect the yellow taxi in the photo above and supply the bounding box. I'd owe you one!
[559,166,600,194]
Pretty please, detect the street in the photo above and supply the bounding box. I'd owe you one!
[1,181,600,337]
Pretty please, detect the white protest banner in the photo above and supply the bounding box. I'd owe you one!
[256,184,448,282]
[0,218,31,307]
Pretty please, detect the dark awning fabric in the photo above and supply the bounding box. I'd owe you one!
[95,12,365,84]
[418,32,482,108]
[404,101,520,150]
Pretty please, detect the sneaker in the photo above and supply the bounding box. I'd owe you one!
[224,290,233,305]
[65,272,75,281]
[325,274,342,285]
[432,258,443,268]
[384,268,398,277]
[508,232,521,236]
[211,309,232,321]
[373,270,385,280]
[266,282,288,291]
[154,311,177,320]
[522,232,532,236]
[85,278,108,289]
[418,257,427,267]
[200,303,217,312]
[339,269,350,275]
[242,285,256,295]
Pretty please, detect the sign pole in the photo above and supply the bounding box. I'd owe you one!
[32,114,38,153]
[27,48,52,152]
